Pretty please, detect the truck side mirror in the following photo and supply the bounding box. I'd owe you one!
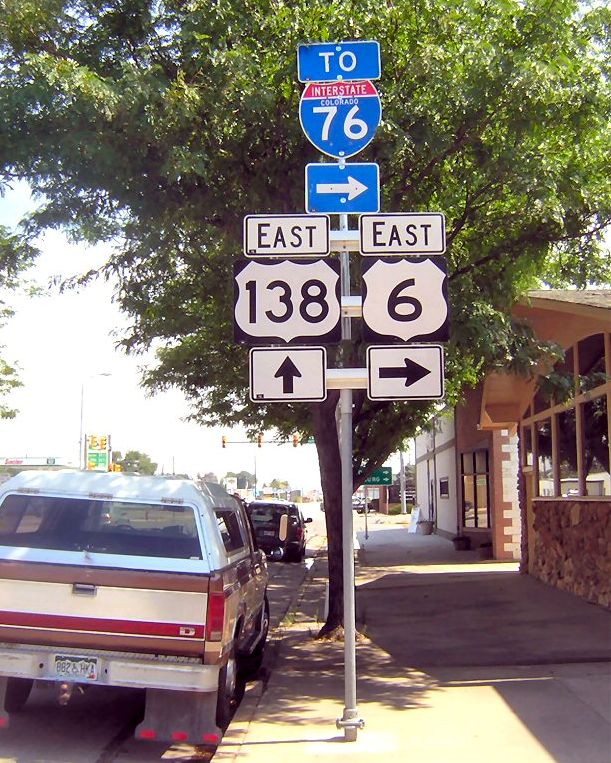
[278,513,288,541]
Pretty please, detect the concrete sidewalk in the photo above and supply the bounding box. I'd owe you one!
[216,514,611,763]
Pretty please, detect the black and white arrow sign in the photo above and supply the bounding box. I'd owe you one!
[367,345,444,401]
[379,356,432,387]
[274,356,302,393]
[250,347,327,402]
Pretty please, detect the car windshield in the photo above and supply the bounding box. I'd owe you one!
[0,494,202,560]
[248,504,292,530]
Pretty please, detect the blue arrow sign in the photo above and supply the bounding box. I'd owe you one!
[305,163,380,214]
[299,80,381,159]
[297,41,381,82]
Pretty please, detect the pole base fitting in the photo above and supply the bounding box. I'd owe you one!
[336,717,365,730]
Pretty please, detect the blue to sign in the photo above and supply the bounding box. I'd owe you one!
[297,41,381,83]
[305,163,380,214]
[299,80,381,159]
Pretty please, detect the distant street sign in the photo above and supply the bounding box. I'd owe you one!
[297,41,381,83]
[0,457,62,467]
[364,466,392,486]
[361,257,449,343]
[299,81,381,158]
[367,345,445,401]
[244,214,330,258]
[359,213,446,255]
[86,450,109,471]
[305,163,380,214]
[234,258,341,344]
[250,347,327,402]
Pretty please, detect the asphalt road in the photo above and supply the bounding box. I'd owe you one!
[0,504,325,763]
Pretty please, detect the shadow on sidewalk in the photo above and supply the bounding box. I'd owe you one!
[245,628,437,734]
[221,531,610,763]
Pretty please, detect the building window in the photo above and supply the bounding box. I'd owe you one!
[461,451,490,528]
[536,418,554,496]
[439,477,449,498]
[558,409,578,496]
[522,424,534,467]
[522,332,609,498]
[583,396,610,496]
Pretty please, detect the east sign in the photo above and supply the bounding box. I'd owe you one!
[359,213,446,255]
[244,214,330,258]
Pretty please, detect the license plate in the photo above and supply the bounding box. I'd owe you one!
[53,655,98,681]
[262,530,277,537]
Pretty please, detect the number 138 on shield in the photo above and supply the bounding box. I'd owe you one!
[234,259,342,345]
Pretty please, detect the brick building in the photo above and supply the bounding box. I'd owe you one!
[415,290,610,606]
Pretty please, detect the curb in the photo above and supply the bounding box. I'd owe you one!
[214,535,328,761]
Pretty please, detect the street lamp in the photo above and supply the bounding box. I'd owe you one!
[79,373,112,469]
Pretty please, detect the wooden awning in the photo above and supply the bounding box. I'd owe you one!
[479,290,610,430]
[479,372,534,430]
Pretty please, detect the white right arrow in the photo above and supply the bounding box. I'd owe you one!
[316,176,368,201]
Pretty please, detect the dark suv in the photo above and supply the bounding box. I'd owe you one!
[247,501,312,562]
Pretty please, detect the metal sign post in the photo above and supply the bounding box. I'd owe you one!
[336,211,363,741]
[234,37,447,744]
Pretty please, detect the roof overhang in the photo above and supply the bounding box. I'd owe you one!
[479,290,610,430]
[479,372,534,430]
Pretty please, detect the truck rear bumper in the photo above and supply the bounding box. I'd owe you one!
[0,643,219,693]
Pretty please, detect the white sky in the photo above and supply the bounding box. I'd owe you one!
[0,183,331,490]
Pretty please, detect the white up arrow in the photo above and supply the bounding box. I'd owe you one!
[316,176,368,201]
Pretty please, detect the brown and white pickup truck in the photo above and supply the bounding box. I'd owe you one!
[0,470,269,745]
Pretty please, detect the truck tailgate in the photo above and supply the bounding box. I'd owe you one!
[0,561,210,657]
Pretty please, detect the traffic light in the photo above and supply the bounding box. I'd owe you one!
[100,435,108,450]
[292,434,299,448]
[257,434,263,448]
[88,435,98,449]
[222,436,227,449]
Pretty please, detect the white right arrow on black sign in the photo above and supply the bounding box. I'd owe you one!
[367,345,444,401]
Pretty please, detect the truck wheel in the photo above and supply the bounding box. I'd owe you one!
[4,677,33,713]
[285,546,302,563]
[216,647,238,728]
[240,596,270,678]
[288,545,305,563]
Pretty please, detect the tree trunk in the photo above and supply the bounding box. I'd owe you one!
[312,394,344,636]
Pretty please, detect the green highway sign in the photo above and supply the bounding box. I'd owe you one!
[86,450,109,471]
[364,466,392,486]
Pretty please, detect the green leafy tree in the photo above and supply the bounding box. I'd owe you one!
[224,470,256,489]
[113,449,157,476]
[0,225,38,417]
[0,0,609,634]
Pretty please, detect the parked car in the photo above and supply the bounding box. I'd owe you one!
[0,470,269,744]
[247,500,312,562]
[352,496,375,514]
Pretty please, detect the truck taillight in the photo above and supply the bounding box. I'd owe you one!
[206,592,225,641]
